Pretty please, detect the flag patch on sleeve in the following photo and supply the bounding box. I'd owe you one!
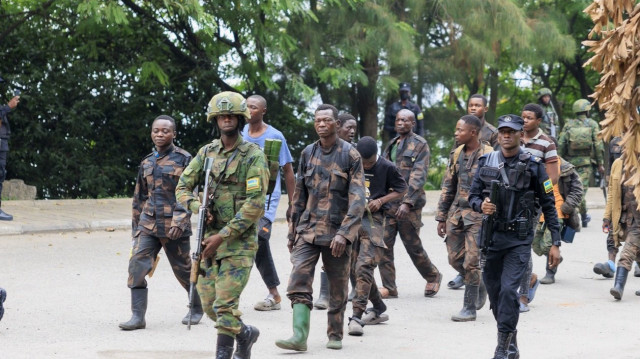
[543,179,553,193]
[246,177,261,192]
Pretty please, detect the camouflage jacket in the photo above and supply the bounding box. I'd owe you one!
[132,144,192,238]
[540,103,558,135]
[436,143,494,226]
[382,132,430,210]
[289,138,366,246]
[558,115,604,167]
[557,157,583,211]
[480,119,499,149]
[176,136,268,259]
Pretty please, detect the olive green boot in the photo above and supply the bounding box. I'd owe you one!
[275,303,310,351]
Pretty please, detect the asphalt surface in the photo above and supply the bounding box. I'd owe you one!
[1,190,636,359]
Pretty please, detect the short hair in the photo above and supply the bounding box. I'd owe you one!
[338,113,356,127]
[247,94,267,108]
[153,115,176,130]
[469,94,488,106]
[460,114,482,133]
[315,104,339,121]
[522,103,544,120]
[356,136,378,159]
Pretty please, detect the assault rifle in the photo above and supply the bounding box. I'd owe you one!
[481,180,501,254]
[187,157,214,330]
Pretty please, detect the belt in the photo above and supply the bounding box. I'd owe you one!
[495,221,517,232]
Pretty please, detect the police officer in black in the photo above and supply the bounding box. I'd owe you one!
[469,114,561,359]
[383,82,424,145]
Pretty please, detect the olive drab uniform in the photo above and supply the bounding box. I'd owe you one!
[540,103,558,136]
[379,132,441,296]
[176,137,268,337]
[558,114,604,218]
[480,120,499,149]
[468,148,561,342]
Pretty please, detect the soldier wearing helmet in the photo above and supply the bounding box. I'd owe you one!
[557,99,604,228]
[176,91,269,359]
[536,87,559,137]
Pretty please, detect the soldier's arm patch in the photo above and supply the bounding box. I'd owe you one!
[246,177,261,192]
[543,179,553,193]
[417,113,424,120]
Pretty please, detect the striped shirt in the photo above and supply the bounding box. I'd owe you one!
[522,129,558,164]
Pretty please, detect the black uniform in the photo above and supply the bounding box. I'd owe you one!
[384,100,424,138]
[468,149,561,333]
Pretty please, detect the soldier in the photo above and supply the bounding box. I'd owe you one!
[436,115,493,322]
[348,136,407,336]
[383,82,424,147]
[467,94,499,148]
[378,109,442,299]
[241,95,295,312]
[176,92,268,359]
[604,156,640,300]
[469,114,562,359]
[536,88,559,137]
[557,99,605,228]
[0,85,20,221]
[119,115,200,331]
[276,104,365,351]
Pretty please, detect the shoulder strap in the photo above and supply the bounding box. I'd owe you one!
[452,144,465,166]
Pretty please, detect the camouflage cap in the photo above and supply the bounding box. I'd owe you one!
[206,91,251,122]
[572,99,591,114]
[537,87,552,98]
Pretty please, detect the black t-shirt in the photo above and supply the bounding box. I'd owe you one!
[365,156,407,211]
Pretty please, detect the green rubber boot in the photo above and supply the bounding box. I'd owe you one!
[275,303,310,351]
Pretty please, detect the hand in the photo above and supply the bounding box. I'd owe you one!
[560,202,574,216]
[437,221,447,238]
[205,210,214,225]
[167,226,183,240]
[8,96,19,109]
[481,198,496,215]
[330,234,347,257]
[598,165,605,174]
[202,234,223,259]
[603,219,611,233]
[367,199,383,213]
[395,203,411,220]
[548,245,561,268]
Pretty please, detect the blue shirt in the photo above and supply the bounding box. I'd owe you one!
[242,124,294,222]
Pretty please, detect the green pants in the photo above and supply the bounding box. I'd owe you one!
[197,255,254,337]
[574,165,592,216]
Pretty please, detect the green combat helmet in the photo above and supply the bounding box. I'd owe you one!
[206,91,250,136]
[572,99,591,114]
[537,87,552,99]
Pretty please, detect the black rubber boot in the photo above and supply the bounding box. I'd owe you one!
[182,289,204,325]
[507,330,519,359]
[119,288,148,330]
[610,267,629,300]
[451,284,477,322]
[492,331,514,359]
[0,287,6,321]
[477,280,487,310]
[234,323,260,359]
[314,272,329,310]
[540,255,557,284]
[216,345,234,359]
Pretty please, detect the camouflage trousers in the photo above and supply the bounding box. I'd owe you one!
[287,240,351,341]
[445,220,481,286]
[606,232,620,256]
[617,225,640,271]
[197,255,254,337]
[575,165,592,216]
[379,209,440,292]
[127,234,191,290]
[352,212,386,315]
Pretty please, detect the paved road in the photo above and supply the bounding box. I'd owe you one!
[1,208,638,358]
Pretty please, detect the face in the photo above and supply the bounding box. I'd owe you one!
[151,119,175,149]
[314,109,337,138]
[362,155,377,170]
[541,95,551,105]
[395,110,415,135]
[338,119,357,142]
[498,127,522,151]
[454,119,475,145]
[247,97,266,124]
[216,114,240,136]
[467,98,487,119]
[521,110,541,132]
[399,90,411,101]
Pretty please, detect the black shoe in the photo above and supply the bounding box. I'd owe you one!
[0,288,6,321]
[217,344,234,359]
[234,324,259,359]
[0,208,13,221]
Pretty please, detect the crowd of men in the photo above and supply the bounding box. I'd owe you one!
[88,84,620,359]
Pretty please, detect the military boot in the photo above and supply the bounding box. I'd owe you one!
[234,323,260,359]
[477,280,487,310]
[216,345,234,359]
[451,284,477,322]
[492,331,514,359]
[507,330,520,359]
[182,289,204,325]
[0,201,13,221]
[610,267,629,300]
[275,303,310,351]
[313,272,329,310]
[119,288,147,330]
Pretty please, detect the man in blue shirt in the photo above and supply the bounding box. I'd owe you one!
[242,94,295,311]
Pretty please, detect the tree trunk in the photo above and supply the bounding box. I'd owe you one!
[487,67,499,123]
[357,56,380,139]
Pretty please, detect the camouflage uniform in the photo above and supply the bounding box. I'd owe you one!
[129,144,193,291]
[176,136,268,337]
[379,133,441,294]
[540,103,558,136]
[480,120,499,149]
[614,183,640,272]
[287,138,365,341]
[436,144,494,287]
[557,114,604,217]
